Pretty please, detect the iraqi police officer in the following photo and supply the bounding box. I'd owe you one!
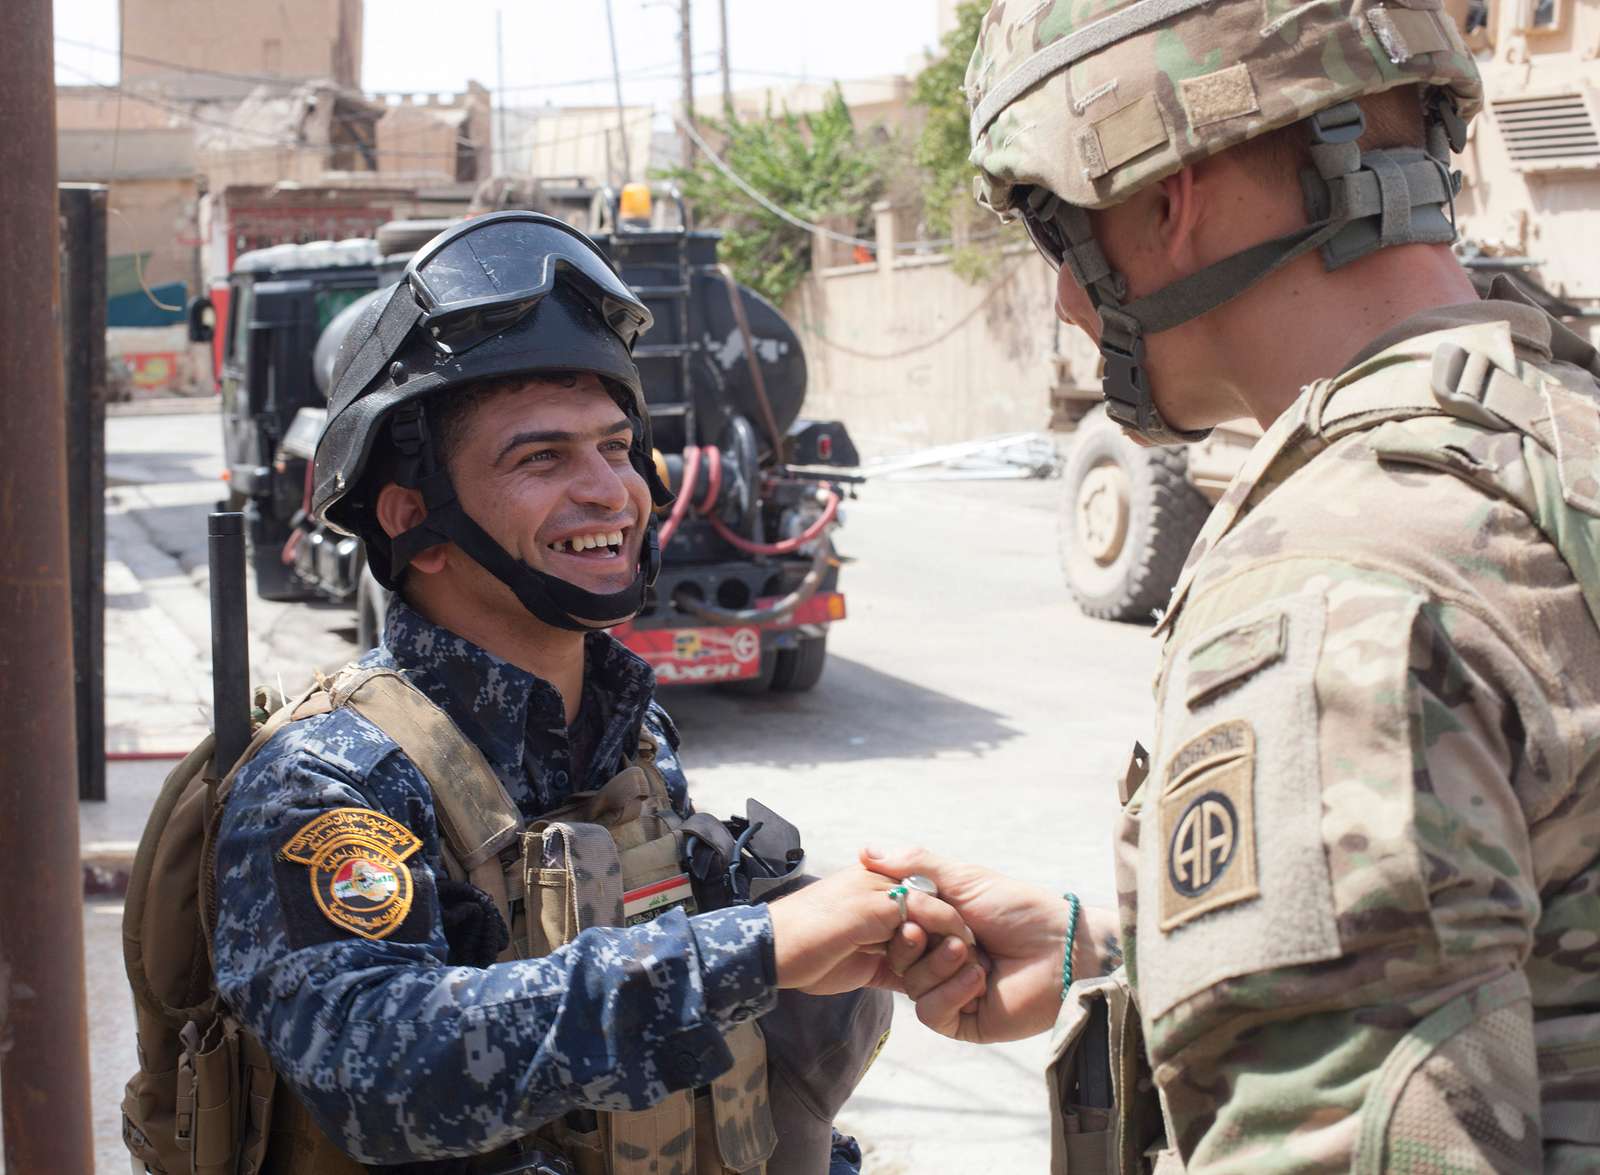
[209,212,970,1173]
[865,2,1600,1171]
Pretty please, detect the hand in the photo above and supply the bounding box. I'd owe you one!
[767,864,976,996]
[861,846,1102,1044]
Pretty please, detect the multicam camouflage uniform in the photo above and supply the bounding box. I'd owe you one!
[963,0,1599,1170]
[211,599,777,1166]
[1113,282,1600,1172]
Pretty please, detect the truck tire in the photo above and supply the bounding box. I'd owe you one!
[717,650,778,695]
[1058,407,1210,623]
[770,634,827,693]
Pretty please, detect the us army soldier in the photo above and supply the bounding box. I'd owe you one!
[864,1,1600,1171]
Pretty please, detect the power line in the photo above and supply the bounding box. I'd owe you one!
[674,115,1002,253]
[55,34,714,97]
[56,34,300,88]
[54,64,501,161]
[729,68,910,88]
[795,256,1031,361]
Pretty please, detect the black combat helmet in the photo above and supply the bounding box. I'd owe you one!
[313,210,673,631]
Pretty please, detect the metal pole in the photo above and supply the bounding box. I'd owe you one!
[719,0,733,116]
[0,0,96,1168]
[209,514,252,770]
[60,184,109,803]
[604,0,633,182]
[679,0,696,166]
[495,8,507,175]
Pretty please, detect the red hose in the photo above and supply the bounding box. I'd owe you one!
[107,750,189,762]
[656,445,702,548]
[698,443,723,513]
[706,487,840,556]
[666,444,840,556]
[281,457,317,565]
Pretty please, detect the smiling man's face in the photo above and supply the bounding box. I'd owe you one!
[446,372,651,609]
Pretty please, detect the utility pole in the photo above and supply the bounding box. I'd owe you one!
[679,0,696,166]
[495,8,507,175]
[719,0,733,116]
[604,0,632,182]
[0,0,96,1169]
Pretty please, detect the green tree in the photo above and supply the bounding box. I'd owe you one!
[912,0,988,239]
[664,90,884,305]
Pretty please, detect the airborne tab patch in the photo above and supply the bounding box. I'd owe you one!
[280,808,423,941]
[1159,720,1259,932]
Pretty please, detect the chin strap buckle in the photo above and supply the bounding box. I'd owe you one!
[1097,306,1211,447]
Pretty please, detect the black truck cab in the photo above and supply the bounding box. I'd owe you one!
[192,196,859,691]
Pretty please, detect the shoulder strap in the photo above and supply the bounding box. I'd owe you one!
[1157,320,1570,638]
[329,665,525,872]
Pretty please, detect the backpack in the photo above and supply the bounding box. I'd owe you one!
[120,684,294,1175]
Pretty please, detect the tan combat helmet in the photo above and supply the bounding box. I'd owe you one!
[967,0,1484,444]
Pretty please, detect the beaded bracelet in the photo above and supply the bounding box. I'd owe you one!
[1060,892,1082,999]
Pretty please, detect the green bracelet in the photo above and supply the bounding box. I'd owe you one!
[1061,892,1082,999]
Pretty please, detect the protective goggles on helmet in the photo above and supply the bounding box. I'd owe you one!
[406,211,653,356]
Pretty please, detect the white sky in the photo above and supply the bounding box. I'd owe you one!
[54,0,944,111]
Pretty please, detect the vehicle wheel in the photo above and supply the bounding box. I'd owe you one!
[249,519,313,602]
[716,649,778,695]
[1058,407,1211,622]
[770,634,827,693]
[356,561,390,651]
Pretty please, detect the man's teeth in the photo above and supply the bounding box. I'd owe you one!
[549,530,624,553]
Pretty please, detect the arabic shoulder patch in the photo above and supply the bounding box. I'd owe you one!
[275,808,431,945]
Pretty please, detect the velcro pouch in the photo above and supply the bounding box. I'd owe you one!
[710,1020,778,1173]
[523,821,623,956]
[605,1092,697,1175]
[176,1017,240,1174]
[1046,972,1170,1174]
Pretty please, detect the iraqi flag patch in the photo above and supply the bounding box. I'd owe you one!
[623,873,698,926]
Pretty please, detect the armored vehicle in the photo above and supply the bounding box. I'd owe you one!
[1053,0,1600,621]
[191,187,860,691]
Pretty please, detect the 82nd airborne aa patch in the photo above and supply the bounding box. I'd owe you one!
[280,808,423,941]
[1159,720,1259,932]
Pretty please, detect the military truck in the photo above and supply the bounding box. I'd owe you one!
[190,186,861,691]
[1053,0,1600,621]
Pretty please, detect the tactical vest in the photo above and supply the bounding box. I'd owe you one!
[1044,309,1600,1173]
[125,663,780,1175]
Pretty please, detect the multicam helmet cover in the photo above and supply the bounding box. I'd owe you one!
[963,0,1484,444]
[967,0,1483,216]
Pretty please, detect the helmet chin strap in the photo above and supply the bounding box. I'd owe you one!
[385,406,662,632]
[1038,95,1466,446]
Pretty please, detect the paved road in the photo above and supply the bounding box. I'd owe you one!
[70,410,1158,1173]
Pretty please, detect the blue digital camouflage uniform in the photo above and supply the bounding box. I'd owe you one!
[211,599,779,1166]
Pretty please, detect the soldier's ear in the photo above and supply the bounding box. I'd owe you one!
[1152,165,1203,270]
[375,483,448,574]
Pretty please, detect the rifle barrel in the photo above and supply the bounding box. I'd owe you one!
[208,512,251,769]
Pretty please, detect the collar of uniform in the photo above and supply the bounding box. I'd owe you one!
[381,598,659,805]
[1342,277,1553,371]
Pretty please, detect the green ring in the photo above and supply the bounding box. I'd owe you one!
[887,885,909,899]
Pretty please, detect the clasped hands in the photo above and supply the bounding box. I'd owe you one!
[766,846,1092,1045]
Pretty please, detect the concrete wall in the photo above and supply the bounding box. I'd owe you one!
[505,105,655,188]
[1453,0,1600,320]
[121,0,362,95]
[373,85,492,184]
[783,209,1097,455]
